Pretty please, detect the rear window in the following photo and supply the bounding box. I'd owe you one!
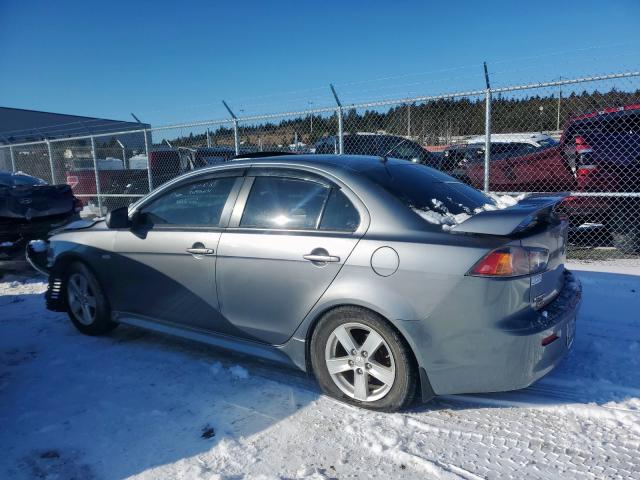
[360,163,493,215]
[568,111,640,139]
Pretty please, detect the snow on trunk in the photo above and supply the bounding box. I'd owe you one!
[413,193,527,231]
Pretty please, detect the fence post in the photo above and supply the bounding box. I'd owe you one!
[484,90,492,193]
[46,140,56,184]
[483,62,492,193]
[143,129,153,192]
[233,119,240,155]
[337,107,344,154]
[222,101,240,155]
[9,145,16,172]
[330,84,344,154]
[90,136,103,214]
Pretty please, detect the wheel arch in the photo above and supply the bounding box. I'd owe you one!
[48,252,105,311]
[303,303,435,403]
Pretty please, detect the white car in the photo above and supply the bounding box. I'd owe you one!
[465,133,558,149]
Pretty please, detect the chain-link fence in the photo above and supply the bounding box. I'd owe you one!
[2,71,639,260]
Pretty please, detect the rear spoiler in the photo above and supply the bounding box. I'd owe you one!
[451,194,567,236]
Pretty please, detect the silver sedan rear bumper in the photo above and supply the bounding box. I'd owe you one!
[420,270,582,396]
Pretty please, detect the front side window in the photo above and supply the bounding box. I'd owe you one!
[140,177,236,226]
[240,176,330,229]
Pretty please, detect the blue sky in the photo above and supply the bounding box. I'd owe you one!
[1,0,639,127]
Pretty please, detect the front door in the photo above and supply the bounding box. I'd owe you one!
[111,173,243,334]
[216,171,363,344]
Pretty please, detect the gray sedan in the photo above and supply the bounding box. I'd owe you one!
[33,155,581,411]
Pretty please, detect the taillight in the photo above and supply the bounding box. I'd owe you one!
[575,135,592,154]
[577,164,597,177]
[468,246,549,277]
[73,196,83,213]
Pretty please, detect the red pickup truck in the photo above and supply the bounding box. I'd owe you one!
[66,150,181,203]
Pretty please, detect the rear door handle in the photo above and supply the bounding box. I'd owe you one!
[186,247,215,256]
[303,254,340,263]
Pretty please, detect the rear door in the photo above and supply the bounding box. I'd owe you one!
[112,170,244,333]
[216,167,365,344]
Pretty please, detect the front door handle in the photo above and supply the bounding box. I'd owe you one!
[303,253,340,263]
[186,247,215,256]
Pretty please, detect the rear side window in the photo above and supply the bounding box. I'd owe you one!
[240,176,330,229]
[141,177,236,226]
[319,189,360,231]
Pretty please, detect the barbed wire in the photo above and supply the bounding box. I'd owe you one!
[2,43,639,140]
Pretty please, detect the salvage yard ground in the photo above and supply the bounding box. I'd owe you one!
[1,261,639,479]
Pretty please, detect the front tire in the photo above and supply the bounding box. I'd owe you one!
[310,306,417,412]
[65,262,117,335]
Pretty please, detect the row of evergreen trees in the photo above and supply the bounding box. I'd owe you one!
[165,87,639,148]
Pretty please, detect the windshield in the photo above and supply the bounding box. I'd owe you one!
[360,163,494,215]
[0,172,47,187]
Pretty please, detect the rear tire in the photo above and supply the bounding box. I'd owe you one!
[610,198,640,254]
[310,306,417,412]
[64,262,117,335]
[612,230,640,254]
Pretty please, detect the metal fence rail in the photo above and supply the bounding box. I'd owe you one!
[2,70,639,260]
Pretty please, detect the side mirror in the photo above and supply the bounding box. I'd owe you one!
[105,206,131,229]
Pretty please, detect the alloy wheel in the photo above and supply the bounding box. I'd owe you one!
[67,272,97,326]
[324,322,396,402]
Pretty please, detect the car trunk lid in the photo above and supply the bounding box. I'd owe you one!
[450,195,566,236]
[451,195,568,309]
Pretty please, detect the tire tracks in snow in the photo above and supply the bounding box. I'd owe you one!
[440,379,640,417]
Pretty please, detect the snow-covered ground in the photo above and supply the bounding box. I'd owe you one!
[1,262,639,479]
